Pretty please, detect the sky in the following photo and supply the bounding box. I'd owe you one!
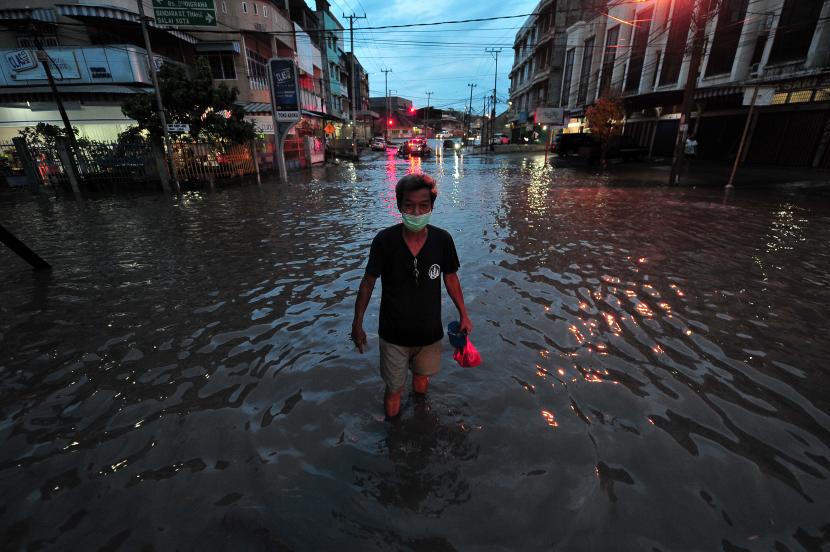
[306,0,539,115]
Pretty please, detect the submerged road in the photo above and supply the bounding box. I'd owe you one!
[2,151,830,550]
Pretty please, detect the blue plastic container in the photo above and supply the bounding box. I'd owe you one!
[447,321,467,349]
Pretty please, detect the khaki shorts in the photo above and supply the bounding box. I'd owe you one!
[379,337,443,391]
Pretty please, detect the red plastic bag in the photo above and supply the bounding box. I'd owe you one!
[453,339,481,368]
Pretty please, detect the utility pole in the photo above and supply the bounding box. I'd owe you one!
[389,89,397,141]
[482,95,488,149]
[424,91,433,138]
[344,12,366,160]
[33,38,79,154]
[486,47,502,152]
[669,0,712,186]
[466,83,476,142]
[136,0,179,194]
[381,68,392,141]
[32,36,82,198]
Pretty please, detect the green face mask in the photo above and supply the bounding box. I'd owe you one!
[401,211,431,232]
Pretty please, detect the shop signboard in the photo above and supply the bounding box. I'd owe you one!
[247,115,274,134]
[268,57,301,182]
[743,86,776,106]
[6,50,80,80]
[6,49,36,72]
[534,107,565,125]
[268,58,300,122]
[152,0,217,26]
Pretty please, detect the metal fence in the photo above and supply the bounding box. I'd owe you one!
[3,139,260,191]
[173,142,256,184]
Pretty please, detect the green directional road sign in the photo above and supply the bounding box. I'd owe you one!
[152,0,217,26]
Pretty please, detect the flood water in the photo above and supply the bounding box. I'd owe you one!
[1,152,829,551]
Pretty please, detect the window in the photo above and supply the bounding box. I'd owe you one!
[660,4,693,85]
[599,25,619,96]
[561,48,575,106]
[706,0,748,76]
[768,0,822,64]
[253,3,257,14]
[625,7,653,92]
[221,0,227,14]
[246,48,268,90]
[262,5,267,17]
[241,2,248,13]
[17,36,59,48]
[205,54,236,79]
[577,36,595,105]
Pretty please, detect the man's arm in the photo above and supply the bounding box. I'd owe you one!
[443,272,472,334]
[351,274,376,353]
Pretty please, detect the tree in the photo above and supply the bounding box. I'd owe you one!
[121,57,256,144]
[586,97,625,168]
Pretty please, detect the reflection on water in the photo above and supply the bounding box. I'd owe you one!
[1,153,830,550]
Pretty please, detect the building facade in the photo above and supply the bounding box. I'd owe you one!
[511,0,830,168]
[507,0,596,141]
[0,0,369,161]
[0,0,201,140]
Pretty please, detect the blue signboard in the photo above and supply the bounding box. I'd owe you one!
[518,111,528,124]
[268,58,300,121]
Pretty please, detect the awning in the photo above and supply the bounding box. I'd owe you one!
[242,102,271,113]
[0,8,58,22]
[694,86,744,100]
[621,90,685,111]
[0,84,152,103]
[307,110,343,121]
[0,84,153,95]
[239,104,342,121]
[56,4,197,44]
[195,41,241,54]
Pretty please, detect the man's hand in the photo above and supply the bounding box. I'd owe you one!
[351,323,368,353]
[459,314,473,335]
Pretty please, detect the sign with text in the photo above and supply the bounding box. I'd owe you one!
[152,0,217,26]
[167,123,191,132]
[534,107,565,125]
[268,58,300,122]
[247,115,274,134]
[7,50,80,80]
[6,49,36,72]
[743,86,777,106]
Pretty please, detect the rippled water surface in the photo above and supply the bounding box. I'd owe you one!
[2,153,830,551]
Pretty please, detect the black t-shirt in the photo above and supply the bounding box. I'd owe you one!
[365,224,460,347]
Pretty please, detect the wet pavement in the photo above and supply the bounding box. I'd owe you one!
[1,150,830,551]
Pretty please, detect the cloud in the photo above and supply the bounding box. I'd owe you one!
[311,0,539,110]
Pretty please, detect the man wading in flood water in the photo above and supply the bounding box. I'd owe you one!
[351,174,473,418]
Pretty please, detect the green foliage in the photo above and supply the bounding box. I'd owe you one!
[18,122,86,148]
[121,57,256,144]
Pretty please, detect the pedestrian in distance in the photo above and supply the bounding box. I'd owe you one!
[351,173,473,418]
[684,134,698,171]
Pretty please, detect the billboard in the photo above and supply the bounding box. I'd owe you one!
[534,107,565,125]
[268,58,300,122]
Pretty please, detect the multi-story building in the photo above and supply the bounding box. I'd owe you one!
[192,0,295,135]
[370,96,415,140]
[526,0,830,168]
[343,52,373,142]
[0,0,200,140]
[314,0,347,123]
[507,0,595,141]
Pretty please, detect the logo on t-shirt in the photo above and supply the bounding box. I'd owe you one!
[428,264,441,279]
